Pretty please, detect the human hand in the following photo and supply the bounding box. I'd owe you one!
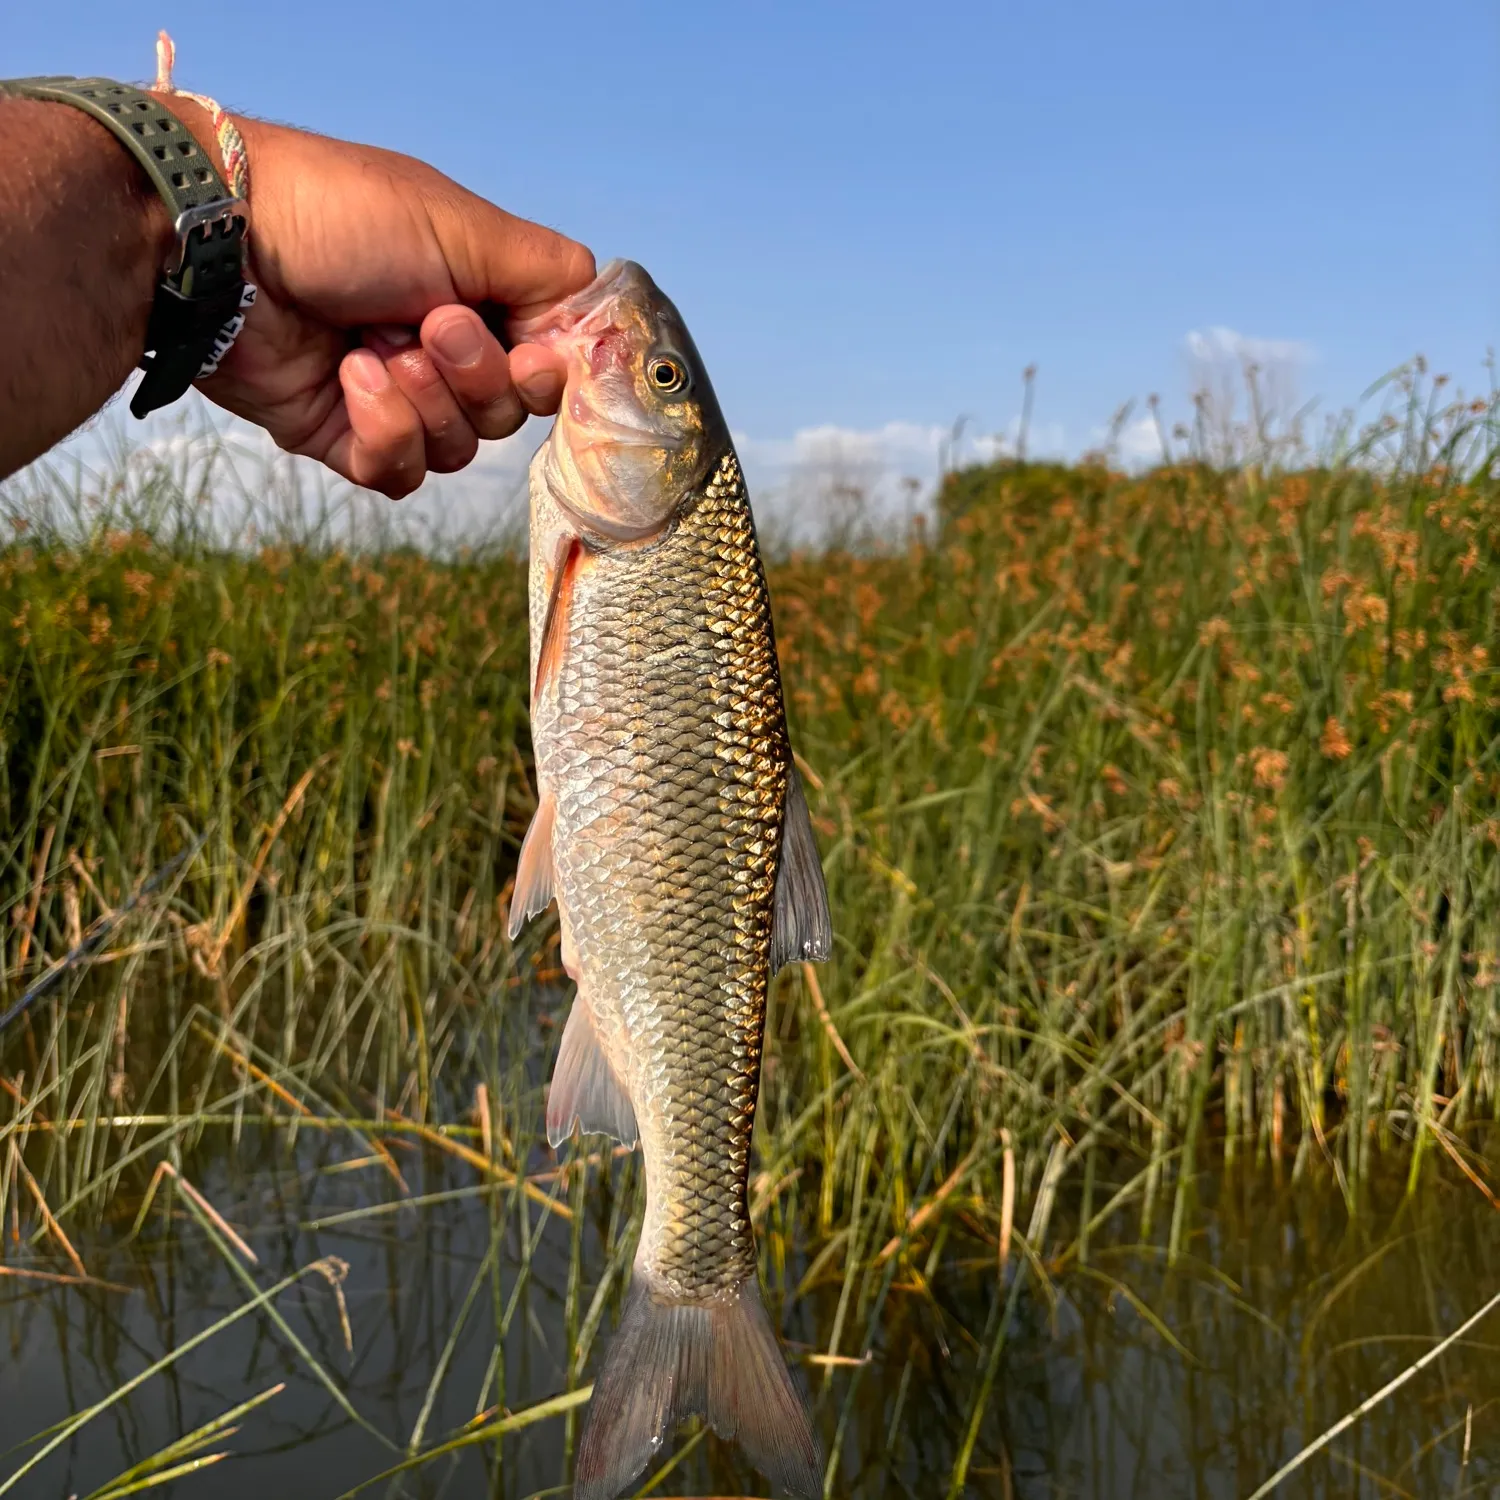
[158,97,594,499]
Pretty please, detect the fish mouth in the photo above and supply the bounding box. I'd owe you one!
[520,259,674,451]
[523,258,687,543]
[510,259,645,348]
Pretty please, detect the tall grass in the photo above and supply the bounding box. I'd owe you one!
[0,369,1497,1494]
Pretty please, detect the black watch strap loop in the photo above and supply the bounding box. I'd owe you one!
[0,74,252,418]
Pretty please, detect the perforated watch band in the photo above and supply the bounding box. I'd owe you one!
[0,75,229,217]
[0,74,251,417]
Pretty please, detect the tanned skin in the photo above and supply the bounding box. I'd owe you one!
[0,93,595,493]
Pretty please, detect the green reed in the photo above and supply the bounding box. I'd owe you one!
[0,366,1496,1494]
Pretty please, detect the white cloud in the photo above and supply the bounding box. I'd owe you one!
[10,392,544,547]
[1184,326,1313,368]
[734,419,949,473]
[732,418,1068,542]
[1114,415,1164,465]
[1182,326,1313,462]
[972,415,1069,464]
[732,421,951,542]
[1076,413,1163,470]
[23,387,1209,551]
[16,399,967,548]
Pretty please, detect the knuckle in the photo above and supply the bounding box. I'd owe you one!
[469,395,525,442]
[428,432,480,474]
[393,352,448,398]
[382,468,424,500]
[356,447,424,500]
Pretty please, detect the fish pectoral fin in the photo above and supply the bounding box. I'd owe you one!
[546,994,638,1149]
[770,764,833,970]
[534,533,582,700]
[506,789,557,940]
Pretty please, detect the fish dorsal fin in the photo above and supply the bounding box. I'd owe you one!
[770,764,833,971]
[534,534,581,700]
[507,789,556,939]
[547,994,638,1149]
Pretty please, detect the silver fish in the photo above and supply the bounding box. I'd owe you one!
[507,260,831,1499]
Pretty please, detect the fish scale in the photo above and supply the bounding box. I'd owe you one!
[535,450,788,1298]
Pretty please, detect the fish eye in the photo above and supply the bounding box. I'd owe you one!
[647,355,690,396]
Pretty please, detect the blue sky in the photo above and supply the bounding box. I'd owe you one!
[11,1,1498,489]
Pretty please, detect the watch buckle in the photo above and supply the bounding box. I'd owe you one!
[170,197,248,276]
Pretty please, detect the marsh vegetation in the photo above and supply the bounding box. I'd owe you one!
[0,369,1497,1496]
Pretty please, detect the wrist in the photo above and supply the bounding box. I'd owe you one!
[0,76,254,471]
[145,88,260,286]
[0,95,162,473]
[144,90,228,181]
[60,81,255,415]
[2,94,166,317]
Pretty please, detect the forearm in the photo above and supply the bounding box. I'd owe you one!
[0,81,590,497]
[0,96,174,478]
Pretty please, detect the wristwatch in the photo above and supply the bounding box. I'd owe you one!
[0,75,253,417]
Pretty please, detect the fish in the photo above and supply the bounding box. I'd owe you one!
[506,259,832,1500]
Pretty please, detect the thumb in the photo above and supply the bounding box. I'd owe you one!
[431,185,596,322]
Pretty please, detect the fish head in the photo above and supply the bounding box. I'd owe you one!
[513,259,728,543]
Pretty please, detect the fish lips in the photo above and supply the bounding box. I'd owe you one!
[509,258,648,348]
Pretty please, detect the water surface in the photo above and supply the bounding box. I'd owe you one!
[2,1129,1497,1498]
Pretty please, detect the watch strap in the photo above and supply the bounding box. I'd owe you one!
[0,75,230,219]
[0,75,251,417]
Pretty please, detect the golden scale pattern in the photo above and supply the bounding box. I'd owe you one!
[544,450,789,1299]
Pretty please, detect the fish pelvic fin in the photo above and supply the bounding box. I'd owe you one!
[771,763,833,970]
[547,992,637,1149]
[573,1270,823,1500]
[506,789,556,940]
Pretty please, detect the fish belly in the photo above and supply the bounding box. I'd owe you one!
[534,452,788,1297]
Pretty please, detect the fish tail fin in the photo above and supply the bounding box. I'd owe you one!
[705,1278,824,1496]
[573,1270,823,1500]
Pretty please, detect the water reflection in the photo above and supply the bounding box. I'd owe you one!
[994,1163,1500,1499]
[1,1131,1496,1498]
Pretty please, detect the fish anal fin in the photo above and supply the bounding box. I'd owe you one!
[546,994,637,1149]
[770,764,833,970]
[573,1271,823,1500]
[506,789,556,940]
[534,534,582,700]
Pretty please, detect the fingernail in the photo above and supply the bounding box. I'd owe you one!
[346,349,391,394]
[367,324,417,350]
[428,315,485,368]
[517,368,564,405]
